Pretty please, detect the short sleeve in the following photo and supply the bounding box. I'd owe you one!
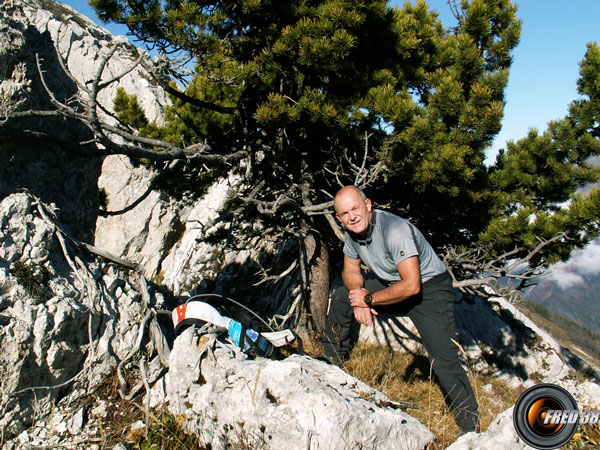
[386,221,418,264]
[343,237,360,260]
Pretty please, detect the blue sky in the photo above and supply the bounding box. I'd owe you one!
[410,0,600,165]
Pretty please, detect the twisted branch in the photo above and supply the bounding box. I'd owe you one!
[2,36,248,166]
[444,232,568,297]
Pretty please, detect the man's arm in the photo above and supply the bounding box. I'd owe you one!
[349,256,421,309]
[371,256,421,305]
[342,254,364,290]
[343,255,379,326]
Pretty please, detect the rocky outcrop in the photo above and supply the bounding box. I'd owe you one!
[19,0,167,122]
[0,189,433,449]
[0,192,153,441]
[162,328,433,450]
[94,156,187,280]
[0,0,167,241]
[1,1,599,449]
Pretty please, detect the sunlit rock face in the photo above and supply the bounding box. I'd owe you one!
[163,328,434,450]
[1,1,598,449]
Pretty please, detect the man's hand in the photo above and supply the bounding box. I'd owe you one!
[353,306,376,326]
[349,288,378,326]
[349,288,369,308]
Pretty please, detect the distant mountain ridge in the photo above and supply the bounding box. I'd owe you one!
[525,272,600,334]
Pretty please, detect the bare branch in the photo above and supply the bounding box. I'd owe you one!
[1,35,249,168]
[323,163,345,188]
[446,0,463,22]
[35,54,79,114]
[252,260,298,286]
[98,50,146,91]
[271,290,303,329]
[90,41,120,97]
[325,213,345,242]
[444,232,568,298]
[354,131,372,187]
[242,194,306,216]
[141,58,236,114]
[322,133,385,192]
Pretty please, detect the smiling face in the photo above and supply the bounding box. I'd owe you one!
[334,186,373,237]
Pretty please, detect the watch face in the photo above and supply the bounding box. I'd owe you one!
[365,294,372,305]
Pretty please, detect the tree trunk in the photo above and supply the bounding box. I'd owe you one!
[304,232,330,336]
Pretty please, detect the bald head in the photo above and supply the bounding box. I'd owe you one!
[333,186,366,213]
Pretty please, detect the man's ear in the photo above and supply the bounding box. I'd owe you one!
[366,198,372,211]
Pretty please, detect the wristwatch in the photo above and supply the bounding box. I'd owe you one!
[364,293,373,306]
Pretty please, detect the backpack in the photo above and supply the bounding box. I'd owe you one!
[172,294,302,358]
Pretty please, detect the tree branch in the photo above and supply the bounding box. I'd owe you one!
[443,232,568,298]
[0,37,248,167]
[141,58,236,114]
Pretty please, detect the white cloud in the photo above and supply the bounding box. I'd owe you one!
[548,270,585,289]
[546,240,600,289]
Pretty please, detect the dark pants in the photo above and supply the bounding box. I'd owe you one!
[322,271,480,433]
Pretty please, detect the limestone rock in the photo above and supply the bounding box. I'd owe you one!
[0,0,167,241]
[446,407,535,450]
[94,155,185,279]
[20,0,167,124]
[160,174,241,294]
[166,328,434,450]
[0,193,146,440]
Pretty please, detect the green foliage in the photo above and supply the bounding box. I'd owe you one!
[376,0,520,248]
[113,87,163,139]
[98,0,399,198]
[481,43,600,265]
[91,0,600,280]
[114,86,149,130]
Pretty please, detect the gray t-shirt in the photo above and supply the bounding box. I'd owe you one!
[343,209,446,283]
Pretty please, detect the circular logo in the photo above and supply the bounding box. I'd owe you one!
[513,383,579,449]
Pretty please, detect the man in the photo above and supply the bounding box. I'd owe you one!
[323,185,479,434]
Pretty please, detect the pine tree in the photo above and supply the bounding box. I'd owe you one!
[483,43,600,269]
[81,0,600,311]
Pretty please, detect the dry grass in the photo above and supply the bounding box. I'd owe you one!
[564,423,600,449]
[306,339,526,449]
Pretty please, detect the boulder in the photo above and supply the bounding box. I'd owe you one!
[163,327,434,450]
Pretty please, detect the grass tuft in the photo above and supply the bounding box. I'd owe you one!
[11,260,45,300]
[128,414,202,450]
